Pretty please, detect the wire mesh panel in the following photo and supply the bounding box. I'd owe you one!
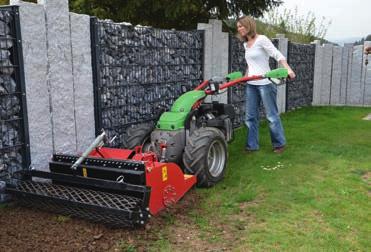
[228,35,246,127]
[91,18,204,146]
[0,6,30,182]
[287,42,315,111]
[228,35,278,127]
[8,180,149,227]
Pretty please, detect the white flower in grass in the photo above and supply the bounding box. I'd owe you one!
[262,161,287,171]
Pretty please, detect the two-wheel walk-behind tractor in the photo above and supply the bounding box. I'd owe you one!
[4,68,288,227]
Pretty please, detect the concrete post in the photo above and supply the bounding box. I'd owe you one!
[197,19,229,103]
[70,13,95,152]
[345,43,353,105]
[197,22,212,79]
[9,0,95,168]
[9,0,52,171]
[38,0,77,154]
[348,45,363,105]
[275,34,288,114]
[340,44,352,104]
[312,40,322,105]
[330,46,343,105]
[320,44,333,105]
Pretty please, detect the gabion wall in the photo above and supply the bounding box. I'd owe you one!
[286,42,315,110]
[91,19,204,146]
[228,36,246,127]
[228,35,278,127]
[0,7,29,182]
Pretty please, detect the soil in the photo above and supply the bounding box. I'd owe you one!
[0,190,249,251]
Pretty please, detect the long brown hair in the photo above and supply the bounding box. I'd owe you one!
[236,16,257,42]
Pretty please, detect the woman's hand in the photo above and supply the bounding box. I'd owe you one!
[288,69,296,79]
[278,59,295,80]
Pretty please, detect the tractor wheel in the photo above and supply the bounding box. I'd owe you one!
[122,123,153,150]
[183,127,228,187]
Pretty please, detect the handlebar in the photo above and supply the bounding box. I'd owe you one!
[195,68,289,95]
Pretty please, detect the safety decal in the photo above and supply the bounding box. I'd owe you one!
[162,166,168,181]
[82,167,88,177]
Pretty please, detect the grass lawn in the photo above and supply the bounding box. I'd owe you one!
[160,106,371,251]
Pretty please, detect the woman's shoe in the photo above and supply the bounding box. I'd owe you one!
[273,146,285,154]
[245,148,259,153]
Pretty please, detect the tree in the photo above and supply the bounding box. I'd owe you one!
[69,0,282,30]
[260,6,331,43]
[0,0,282,30]
[354,35,371,45]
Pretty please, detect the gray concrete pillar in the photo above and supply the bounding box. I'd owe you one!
[330,46,343,105]
[9,0,52,171]
[345,43,353,105]
[38,0,76,153]
[197,22,212,79]
[312,40,322,105]
[340,44,352,104]
[275,34,288,114]
[320,44,333,105]
[348,45,363,105]
[70,13,95,152]
[197,19,229,104]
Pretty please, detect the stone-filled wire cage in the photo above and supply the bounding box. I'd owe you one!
[228,35,278,127]
[91,18,204,146]
[228,35,246,127]
[286,42,315,110]
[0,6,30,182]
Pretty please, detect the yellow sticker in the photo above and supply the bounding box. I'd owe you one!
[82,167,88,177]
[162,166,168,181]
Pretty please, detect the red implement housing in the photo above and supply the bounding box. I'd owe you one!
[89,147,196,215]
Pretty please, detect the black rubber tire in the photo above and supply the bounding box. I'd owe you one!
[182,127,228,187]
[122,123,154,150]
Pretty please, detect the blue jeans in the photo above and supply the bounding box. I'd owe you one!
[245,83,286,150]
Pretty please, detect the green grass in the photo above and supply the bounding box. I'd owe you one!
[54,215,71,223]
[162,106,371,251]
[117,240,137,252]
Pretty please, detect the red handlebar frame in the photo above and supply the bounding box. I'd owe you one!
[194,75,264,95]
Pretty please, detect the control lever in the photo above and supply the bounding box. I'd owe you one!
[71,129,111,170]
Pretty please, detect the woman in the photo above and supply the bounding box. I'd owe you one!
[236,16,295,154]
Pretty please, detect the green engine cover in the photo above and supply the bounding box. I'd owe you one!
[156,90,206,130]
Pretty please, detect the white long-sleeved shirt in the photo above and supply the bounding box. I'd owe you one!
[243,35,285,85]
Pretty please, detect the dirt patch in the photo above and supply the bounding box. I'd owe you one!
[169,198,260,251]
[0,190,247,251]
[0,204,148,252]
[0,189,258,251]
[0,191,197,252]
[0,186,264,251]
